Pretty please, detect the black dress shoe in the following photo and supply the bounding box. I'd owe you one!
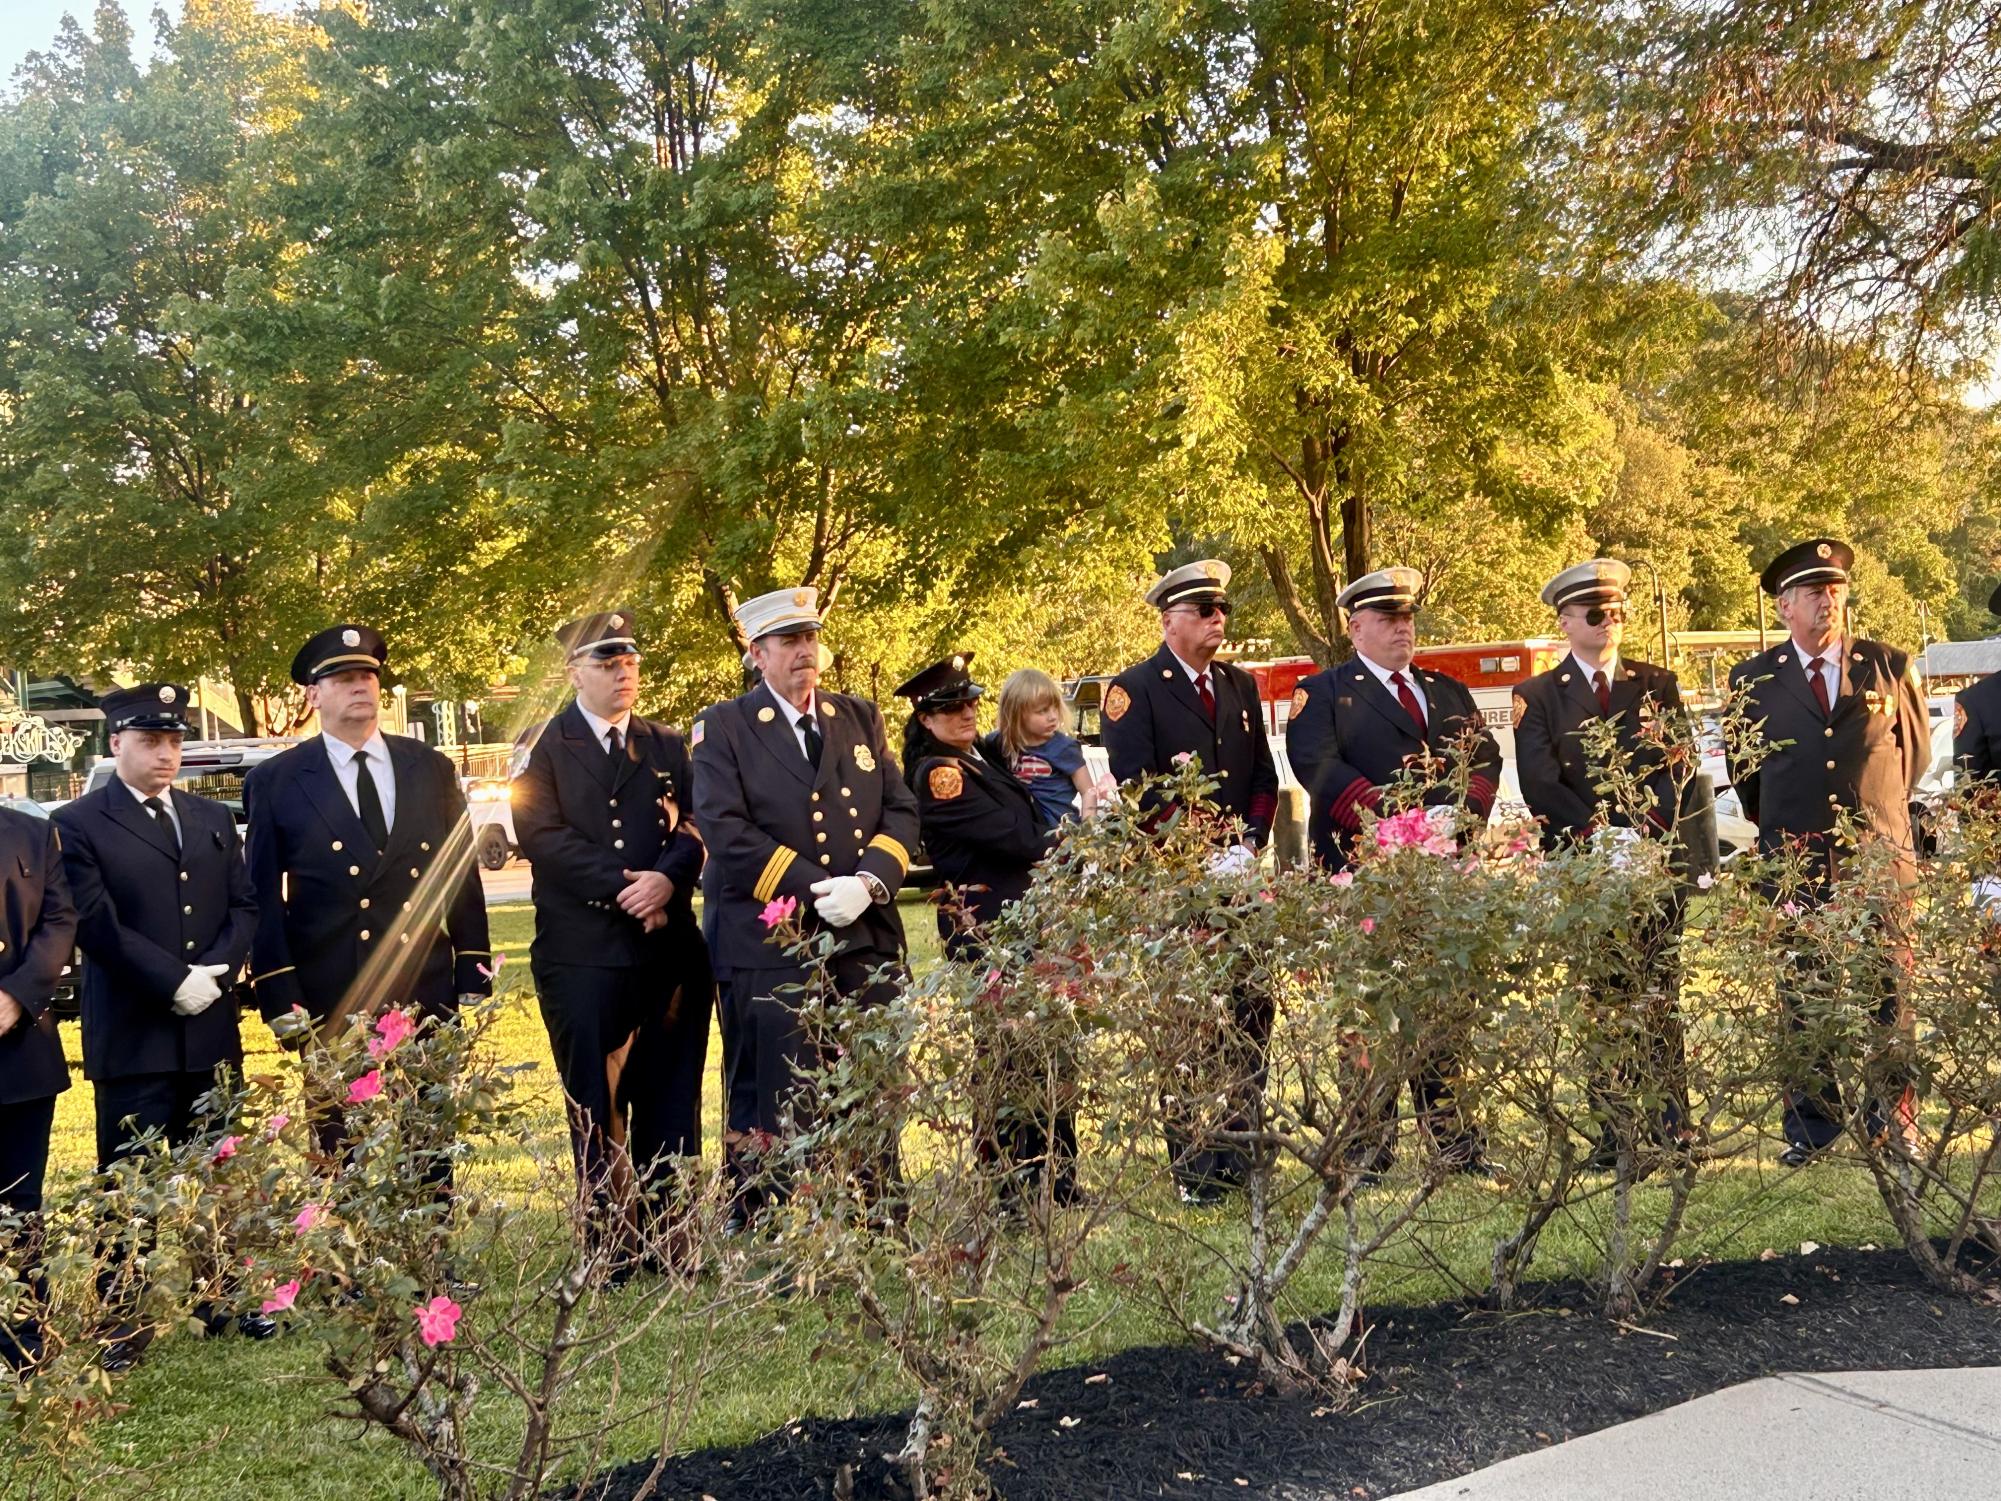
[1779,1142,1825,1168]
[98,1321,155,1373]
[1176,1179,1230,1207]
[235,1313,280,1340]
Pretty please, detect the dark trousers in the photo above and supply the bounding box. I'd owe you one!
[722,950,903,1215]
[948,935,1080,1202]
[95,1071,215,1168]
[1589,899,1690,1149]
[1164,981,1274,1192]
[533,945,712,1238]
[1779,934,1911,1151]
[1,1095,57,1369]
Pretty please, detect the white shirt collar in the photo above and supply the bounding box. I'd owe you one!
[1166,649,1215,685]
[321,728,390,768]
[1356,653,1416,688]
[575,702,632,745]
[764,680,817,726]
[120,777,172,810]
[1568,652,1621,683]
[1794,639,1842,674]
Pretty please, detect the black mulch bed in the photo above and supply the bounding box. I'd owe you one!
[579,1245,2001,1501]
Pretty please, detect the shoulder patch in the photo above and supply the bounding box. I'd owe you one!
[1512,692,1528,729]
[1289,686,1308,717]
[928,763,963,800]
[1104,684,1131,722]
[1956,700,1968,739]
[690,719,705,747]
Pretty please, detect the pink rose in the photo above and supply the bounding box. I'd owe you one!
[1329,870,1355,888]
[414,1294,462,1347]
[212,1135,241,1164]
[293,1204,325,1234]
[759,894,798,929]
[475,952,508,981]
[1359,917,1376,935]
[368,1008,416,1059]
[261,1279,300,1315]
[1171,751,1194,767]
[264,1112,290,1140]
[346,1069,383,1104]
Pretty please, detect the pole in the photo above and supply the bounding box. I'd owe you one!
[1628,558,1673,667]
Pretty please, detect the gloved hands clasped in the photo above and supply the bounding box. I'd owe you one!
[172,963,235,1017]
[810,874,872,927]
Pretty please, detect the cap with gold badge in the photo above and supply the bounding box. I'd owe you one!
[1541,559,1632,611]
[1336,567,1424,615]
[733,586,823,643]
[1759,538,1853,597]
[102,682,192,734]
[893,653,983,713]
[1144,560,1232,610]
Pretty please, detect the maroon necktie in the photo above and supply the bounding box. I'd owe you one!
[1592,669,1611,716]
[1390,671,1427,735]
[1195,670,1215,720]
[1808,657,1831,717]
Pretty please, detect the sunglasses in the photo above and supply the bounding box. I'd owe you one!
[1583,606,1626,626]
[1177,600,1232,620]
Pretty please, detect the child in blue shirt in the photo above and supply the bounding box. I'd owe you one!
[991,669,1098,828]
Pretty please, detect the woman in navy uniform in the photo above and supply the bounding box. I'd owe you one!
[692,587,920,1218]
[512,610,708,1263]
[898,653,1077,1203]
[1727,539,1927,1164]
[0,802,78,1369]
[1284,567,1500,1175]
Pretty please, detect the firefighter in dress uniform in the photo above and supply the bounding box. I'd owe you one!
[691,588,920,1220]
[244,626,492,1153]
[0,803,77,1372]
[512,611,709,1268]
[899,653,1078,1205]
[1512,562,1691,1164]
[54,684,269,1364]
[1100,560,1280,1203]
[1952,584,2001,781]
[1283,567,1502,1175]
[1726,540,1927,1166]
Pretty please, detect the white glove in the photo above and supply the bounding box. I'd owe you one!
[1423,804,1458,832]
[1590,824,1643,870]
[1205,844,1257,878]
[171,964,232,1017]
[809,875,872,928]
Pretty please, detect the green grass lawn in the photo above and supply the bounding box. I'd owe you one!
[21,899,1919,1501]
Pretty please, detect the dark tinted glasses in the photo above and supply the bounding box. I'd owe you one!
[1584,605,1626,626]
[1179,600,1232,620]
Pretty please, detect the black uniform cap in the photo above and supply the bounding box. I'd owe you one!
[103,682,191,734]
[291,625,388,686]
[1759,538,1853,597]
[556,609,640,661]
[894,653,983,712]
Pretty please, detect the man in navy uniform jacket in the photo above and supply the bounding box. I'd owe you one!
[512,609,709,1259]
[55,684,257,1168]
[1284,566,1501,1175]
[55,681,269,1356]
[1952,584,2001,782]
[1726,539,1927,1165]
[0,802,78,1369]
[693,586,919,1218]
[245,625,491,1035]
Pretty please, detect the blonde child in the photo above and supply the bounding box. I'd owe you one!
[992,669,1101,827]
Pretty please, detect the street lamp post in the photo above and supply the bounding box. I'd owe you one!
[1627,557,1674,668]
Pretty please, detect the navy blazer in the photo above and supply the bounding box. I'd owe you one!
[512,702,706,968]
[914,743,1053,958]
[54,782,256,1080]
[1286,657,1501,870]
[1513,657,1684,850]
[693,687,919,974]
[244,735,491,1024]
[0,808,78,1105]
[1100,645,1280,847]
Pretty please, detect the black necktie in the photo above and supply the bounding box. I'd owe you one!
[798,713,823,769]
[606,725,623,761]
[354,750,389,851]
[143,795,180,857]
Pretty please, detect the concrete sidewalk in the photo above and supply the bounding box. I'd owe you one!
[1388,1367,2001,1501]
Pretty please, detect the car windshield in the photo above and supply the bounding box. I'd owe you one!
[176,766,251,819]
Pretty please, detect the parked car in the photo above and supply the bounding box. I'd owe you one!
[80,737,303,835]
